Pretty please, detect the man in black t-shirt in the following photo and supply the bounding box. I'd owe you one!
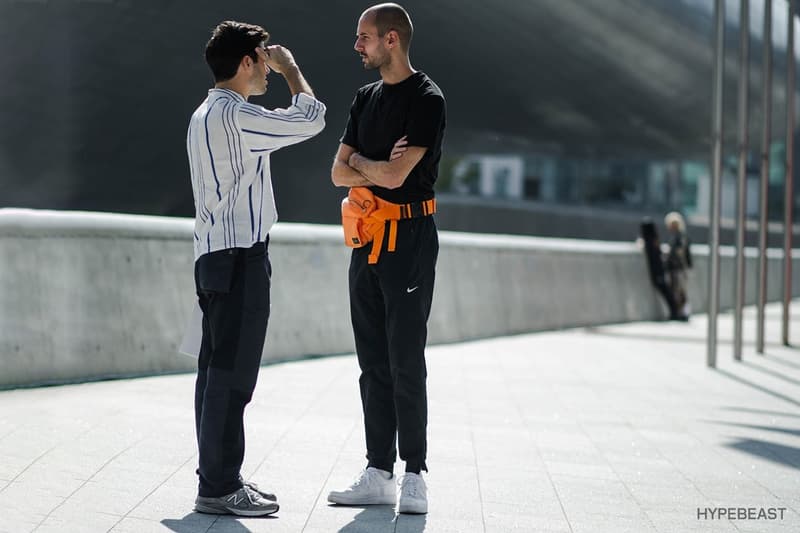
[326,3,445,515]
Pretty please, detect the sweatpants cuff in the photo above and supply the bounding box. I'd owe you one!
[367,460,395,474]
[404,460,427,474]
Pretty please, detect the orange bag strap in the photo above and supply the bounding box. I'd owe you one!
[387,219,398,252]
[363,197,436,264]
[368,224,385,264]
[391,198,437,219]
[421,198,436,216]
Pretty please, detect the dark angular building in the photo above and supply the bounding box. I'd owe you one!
[1,0,797,243]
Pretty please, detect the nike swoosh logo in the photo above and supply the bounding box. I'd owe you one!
[406,286,418,293]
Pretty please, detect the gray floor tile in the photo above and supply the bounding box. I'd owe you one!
[0,302,798,532]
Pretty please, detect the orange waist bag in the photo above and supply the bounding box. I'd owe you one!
[341,187,436,264]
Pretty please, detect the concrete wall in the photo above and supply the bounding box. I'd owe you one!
[1,208,798,389]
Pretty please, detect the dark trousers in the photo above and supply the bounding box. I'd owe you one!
[349,217,438,474]
[654,275,679,318]
[194,239,271,498]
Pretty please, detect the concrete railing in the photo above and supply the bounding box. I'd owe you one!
[1,208,798,389]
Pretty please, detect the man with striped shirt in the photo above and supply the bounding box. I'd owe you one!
[186,20,325,516]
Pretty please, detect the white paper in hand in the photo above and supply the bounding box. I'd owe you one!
[179,300,203,358]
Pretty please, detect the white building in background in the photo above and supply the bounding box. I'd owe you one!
[452,155,525,199]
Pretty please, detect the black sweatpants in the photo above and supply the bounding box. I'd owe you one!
[349,216,438,474]
[654,275,679,318]
[194,239,271,498]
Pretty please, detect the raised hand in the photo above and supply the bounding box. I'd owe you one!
[263,45,298,74]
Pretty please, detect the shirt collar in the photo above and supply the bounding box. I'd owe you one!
[209,88,246,102]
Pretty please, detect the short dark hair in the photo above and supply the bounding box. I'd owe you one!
[205,21,270,82]
[366,3,413,51]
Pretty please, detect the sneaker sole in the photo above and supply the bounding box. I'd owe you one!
[327,494,396,506]
[398,502,428,514]
[194,503,280,517]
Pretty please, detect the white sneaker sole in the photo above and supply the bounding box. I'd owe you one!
[327,493,396,505]
[194,502,279,516]
[398,501,428,514]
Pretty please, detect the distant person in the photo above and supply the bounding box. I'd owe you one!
[639,218,685,320]
[327,3,445,515]
[664,211,692,319]
[186,20,325,516]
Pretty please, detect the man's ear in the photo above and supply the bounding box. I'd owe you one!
[386,30,399,49]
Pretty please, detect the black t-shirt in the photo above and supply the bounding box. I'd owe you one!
[341,71,446,204]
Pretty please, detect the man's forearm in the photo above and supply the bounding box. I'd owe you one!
[332,159,374,187]
[283,66,314,97]
[349,153,400,189]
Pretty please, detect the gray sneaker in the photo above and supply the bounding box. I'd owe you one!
[238,475,277,502]
[194,486,279,516]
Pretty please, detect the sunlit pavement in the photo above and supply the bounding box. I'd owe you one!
[0,302,798,532]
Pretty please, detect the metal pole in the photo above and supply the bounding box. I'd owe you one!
[783,0,795,346]
[757,0,773,354]
[735,0,750,362]
[709,0,725,368]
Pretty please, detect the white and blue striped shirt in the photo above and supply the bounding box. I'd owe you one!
[186,88,326,259]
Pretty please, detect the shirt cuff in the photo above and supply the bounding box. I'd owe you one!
[292,92,325,112]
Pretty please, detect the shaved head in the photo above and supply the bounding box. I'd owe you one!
[362,3,413,51]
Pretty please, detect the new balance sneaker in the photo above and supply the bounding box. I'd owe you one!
[240,477,277,502]
[398,473,427,514]
[194,485,279,516]
[327,467,396,505]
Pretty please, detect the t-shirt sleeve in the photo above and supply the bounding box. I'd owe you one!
[340,93,359,148]
[405,93,445,149]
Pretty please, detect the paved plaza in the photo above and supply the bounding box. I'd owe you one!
[0,303,798,532]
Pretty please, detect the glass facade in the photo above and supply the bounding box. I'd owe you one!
[437,141,796,224]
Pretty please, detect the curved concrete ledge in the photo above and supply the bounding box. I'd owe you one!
[0,208,193,239]
[1,208,797,389]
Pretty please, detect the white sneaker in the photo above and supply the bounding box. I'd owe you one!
[327,467,396,505]
[398,473,427,514]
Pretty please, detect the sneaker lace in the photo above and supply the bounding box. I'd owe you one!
[349,469,373,490]
[399,475,420,498]
[242,485,261,504]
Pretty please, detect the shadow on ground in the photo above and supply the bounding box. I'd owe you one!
[725,438,800,470]
[161,512,278,533]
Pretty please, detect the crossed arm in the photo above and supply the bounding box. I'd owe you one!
[331,136,427,189]
[331,144,373,187]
